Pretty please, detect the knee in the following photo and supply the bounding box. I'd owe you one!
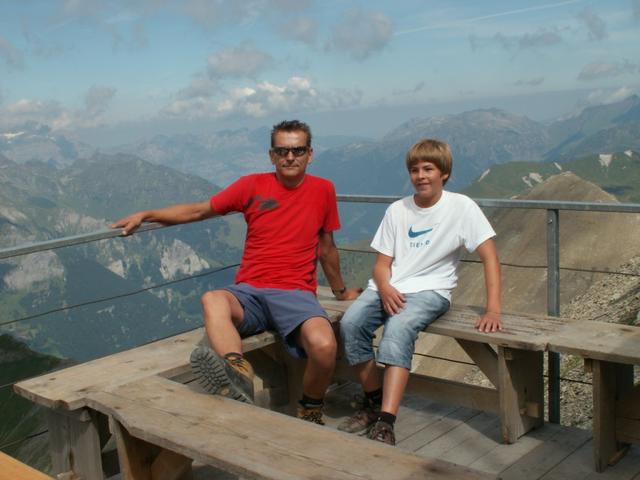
[201,289,227,309]
[306,334,337,365]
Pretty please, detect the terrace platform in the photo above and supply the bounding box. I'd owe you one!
[189,381,640,480]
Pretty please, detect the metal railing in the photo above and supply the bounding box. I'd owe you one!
[2,195,640,427]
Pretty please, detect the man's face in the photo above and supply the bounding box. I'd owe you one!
[269,130,313,187]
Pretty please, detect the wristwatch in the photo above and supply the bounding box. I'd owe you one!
[332,287,347,296]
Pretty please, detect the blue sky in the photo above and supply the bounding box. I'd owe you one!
[0,0,638,144]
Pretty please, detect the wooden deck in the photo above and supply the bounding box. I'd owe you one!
[188,381,640,480]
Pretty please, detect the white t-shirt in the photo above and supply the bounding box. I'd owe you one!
[368,191,496,300]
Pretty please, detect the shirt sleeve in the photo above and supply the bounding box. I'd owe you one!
[322,180,341,232]
[370,204,396,257]
[461,199,496,252]
[210,175,253,215]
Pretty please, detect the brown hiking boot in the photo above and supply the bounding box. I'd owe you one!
[297,404,325,425]
[337,397,380,433]
[367,419,396,446]
[190,346,255,404]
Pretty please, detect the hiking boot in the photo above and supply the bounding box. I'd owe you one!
[297,404,325,425]
[337,397,380,433]
[190,346,255,404]
[367,419,396,446]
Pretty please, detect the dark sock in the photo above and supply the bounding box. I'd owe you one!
[378,411,396,426]
[299,394,324,409]
[224,352,243,361]
[364,388,383,407]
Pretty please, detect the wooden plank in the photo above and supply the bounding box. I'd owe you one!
[498,347,544,444]
[87,376,493,480]
[499,425,591,480]
[399,407,481,452]
[457,340,498,386]
[468,422,560,476]
[548,322,640,365]
[414,411,499,459]
[0,451,52,480]
[427,305,563,352]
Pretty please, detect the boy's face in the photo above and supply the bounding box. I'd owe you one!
[409,160,449,207]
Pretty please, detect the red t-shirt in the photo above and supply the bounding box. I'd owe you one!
[210,173,341,292]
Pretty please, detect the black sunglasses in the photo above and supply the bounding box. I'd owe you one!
[271,146,310,157]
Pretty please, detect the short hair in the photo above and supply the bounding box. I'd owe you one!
[406,138,453,184]
[271,120,312,147]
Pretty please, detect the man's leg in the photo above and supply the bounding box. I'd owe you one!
[297,316,337,399]
[201,289,245,354]
[190,288,255,403]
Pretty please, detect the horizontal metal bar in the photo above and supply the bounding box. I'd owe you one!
[337,194,640,213]
[2,197,640,260]
[0,223,166,260]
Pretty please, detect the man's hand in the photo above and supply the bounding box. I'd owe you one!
[379,285,405,316]
[110,212,146,236]
[334,287,362,301]
[475,311,503,333]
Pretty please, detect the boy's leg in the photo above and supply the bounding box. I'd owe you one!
[338,289,386,433]
[369,290,450,445]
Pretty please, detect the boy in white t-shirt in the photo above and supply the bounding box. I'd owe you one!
[338,138,502,445]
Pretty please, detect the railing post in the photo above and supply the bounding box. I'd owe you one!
[547,209,560,424]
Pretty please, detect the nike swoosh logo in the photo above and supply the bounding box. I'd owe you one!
[408,226,433,238]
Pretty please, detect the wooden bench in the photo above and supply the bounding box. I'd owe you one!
[13,287,640,477]
[87,374,491,480]
[0,451,52,480]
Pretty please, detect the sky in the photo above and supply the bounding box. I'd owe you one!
[0,0,639,145]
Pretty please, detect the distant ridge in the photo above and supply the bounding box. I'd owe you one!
[456,172,640,315]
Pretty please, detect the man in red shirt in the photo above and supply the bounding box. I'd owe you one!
[112,120,360,423]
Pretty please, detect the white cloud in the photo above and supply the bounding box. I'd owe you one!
[578,61,637,80]
[0,85,116,131]
[84,85,117,118]
[587,86,636,104]
[207,46,273,78]
[470,27,563,54]
[162,76,361,120]
[0,36,25,69]
[327,10,393,60]
[278,17,317,45]
[577,8,607,41]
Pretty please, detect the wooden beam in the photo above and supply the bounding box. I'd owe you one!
[497,347,543,444]
[456,339,498,386]
[46,408,104,480]
[334,362,499,413]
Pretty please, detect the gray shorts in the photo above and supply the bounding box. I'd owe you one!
[223,283,330,358]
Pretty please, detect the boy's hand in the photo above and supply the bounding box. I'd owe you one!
[475,311,502,333]
[379,285,405,316]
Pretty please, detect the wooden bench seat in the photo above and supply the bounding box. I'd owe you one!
[87,375,493,480]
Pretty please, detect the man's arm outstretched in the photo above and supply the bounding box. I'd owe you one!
[111,201,216,236]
